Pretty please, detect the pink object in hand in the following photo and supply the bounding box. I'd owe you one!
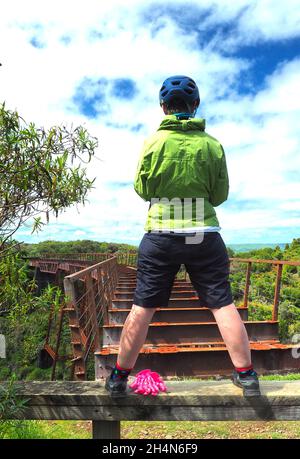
[129,369,168,396]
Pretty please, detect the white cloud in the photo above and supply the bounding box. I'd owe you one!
[237,0,300,42]
[253,59,300,113]
[74,230,87,236]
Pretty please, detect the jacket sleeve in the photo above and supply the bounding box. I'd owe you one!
[209,144,229,207]
[133,142,151,202]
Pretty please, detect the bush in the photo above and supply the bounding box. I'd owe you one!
[278,301,300,342]
[0,374,29,422]
[26,367,52,381]
[248,302,273,321]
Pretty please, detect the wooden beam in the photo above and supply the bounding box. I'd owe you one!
[92,420,120,439]
[5,380,300,425]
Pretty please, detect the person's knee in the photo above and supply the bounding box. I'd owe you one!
[210,302,236,315]
[132,304,157,317]
[132,303,157,310]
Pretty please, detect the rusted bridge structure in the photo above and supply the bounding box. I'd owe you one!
[27,253,300,381]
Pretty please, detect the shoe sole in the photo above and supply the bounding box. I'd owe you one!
[243,390,261,397]
[105,381,128,398]
[232,379,261,397]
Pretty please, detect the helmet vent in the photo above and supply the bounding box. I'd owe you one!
[159,75,199,105]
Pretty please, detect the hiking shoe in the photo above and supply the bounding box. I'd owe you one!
[231,369,261,397]
[105,374,128,398]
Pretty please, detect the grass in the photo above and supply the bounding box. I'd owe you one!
[0,420,91,439]
[166,372,300,381]
[1,419,300,440]
[260,373,300,380]
[121,420,300,439]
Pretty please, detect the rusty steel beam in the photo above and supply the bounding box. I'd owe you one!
[95,343,300,379]
[114,290,196,299]
[273,263,283,321]
[63,276,86,381]
[115,285,196,292]
[51,303,65,381]
[112,298,202,309]
[108,307,248,325]
[85,273,101,353]
[102,321,279,346]
[243,261,252,308]
[229,257,300,266]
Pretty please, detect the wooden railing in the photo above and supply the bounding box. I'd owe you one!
[5,380,300,439]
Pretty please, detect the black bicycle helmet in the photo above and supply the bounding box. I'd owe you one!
[159,75,200,106]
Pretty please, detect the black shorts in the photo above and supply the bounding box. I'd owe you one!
[133,231,233,309]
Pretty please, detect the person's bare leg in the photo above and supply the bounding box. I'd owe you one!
[116,304,157,369]
[210,303,252,368]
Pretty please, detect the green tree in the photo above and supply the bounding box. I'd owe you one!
[0,103,98,417]
[226,246,235,258]
[0,243,68,380]
[282,238,300,275]
[0,103,98,250]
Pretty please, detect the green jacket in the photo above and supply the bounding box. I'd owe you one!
[134,115,229,232]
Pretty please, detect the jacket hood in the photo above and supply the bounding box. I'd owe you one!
[158,115,206,132]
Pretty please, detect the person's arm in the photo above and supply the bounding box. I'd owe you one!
[209,144,229,207]
[133,142,152,202]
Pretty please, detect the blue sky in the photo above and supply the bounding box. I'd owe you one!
[0,0,299,246]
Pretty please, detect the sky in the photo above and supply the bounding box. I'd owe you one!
[1,0,300,246]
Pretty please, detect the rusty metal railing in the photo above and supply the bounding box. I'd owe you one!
[228,258,300,321]
[36,252,113,262]
[116,250,137,267]
[63,256,118,380]
[116,250,188,279]
[42,299,70,380]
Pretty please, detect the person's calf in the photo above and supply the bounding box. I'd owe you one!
[210,303,252,368]
[117,304,157,369]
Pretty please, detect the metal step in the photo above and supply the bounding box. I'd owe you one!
[99,338,281,351]
[118,276,137,281]
[108,307,249,324]
[112,297,202,309]
[115,285,196,292]
[116,280,190,286]
[95,341,299,379]
[102,321,279,346]
[114,290,197,299]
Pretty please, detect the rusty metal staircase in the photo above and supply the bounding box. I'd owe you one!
[28,254,300,380]
[95,266,298,379]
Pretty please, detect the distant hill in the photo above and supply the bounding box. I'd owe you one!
[227,242,287,253]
